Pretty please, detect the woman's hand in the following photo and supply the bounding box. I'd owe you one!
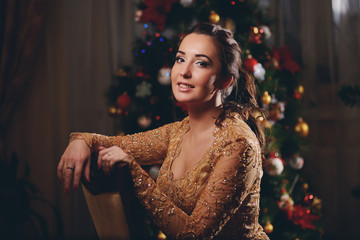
[98,146,131,175]
[57,139,91,193]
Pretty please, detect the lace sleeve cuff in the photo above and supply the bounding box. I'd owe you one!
[69,132,93,150]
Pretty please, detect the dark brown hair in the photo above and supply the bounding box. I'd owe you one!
[182,23,266,150]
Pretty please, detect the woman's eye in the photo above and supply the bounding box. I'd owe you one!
[197,61,208,68]
[175,56,184,63]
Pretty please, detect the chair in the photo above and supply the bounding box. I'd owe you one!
[82,185,131,240]
[81,154,131,240]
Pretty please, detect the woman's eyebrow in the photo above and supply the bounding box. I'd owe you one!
[177,50,213,63]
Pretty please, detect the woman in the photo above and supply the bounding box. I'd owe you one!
[58,23,269,239]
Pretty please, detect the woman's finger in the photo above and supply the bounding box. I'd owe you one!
[73,159,84,190]
[98,146,110,169]
[63,163,74,193]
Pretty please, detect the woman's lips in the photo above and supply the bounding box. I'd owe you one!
[177,82,194,91]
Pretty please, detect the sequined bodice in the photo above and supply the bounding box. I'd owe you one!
[71,115,269,239]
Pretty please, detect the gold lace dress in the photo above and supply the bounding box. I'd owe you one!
[71,114,269,240]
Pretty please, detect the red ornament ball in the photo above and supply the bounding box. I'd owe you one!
[243,57,258,72]
[116,93,131,110]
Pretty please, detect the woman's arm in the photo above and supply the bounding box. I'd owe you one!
[58,121,178,193]
[70,121,176,165]
[128,138,261,239]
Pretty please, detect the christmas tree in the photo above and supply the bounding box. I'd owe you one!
[105,0,324,239]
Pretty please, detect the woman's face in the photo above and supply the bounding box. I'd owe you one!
[171,33,225,105]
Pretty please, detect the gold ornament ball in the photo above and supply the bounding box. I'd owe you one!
[117,68,129,77]
[297,84,305,95]
[108,106,117,117]
[263,120,273,129]
[209,11,220,23]
[302,182,309,192]
[157,230,167,240]
[264,222,274,234]
[261,91,272,105]
[116,108,123,116]
[295,118,309,137]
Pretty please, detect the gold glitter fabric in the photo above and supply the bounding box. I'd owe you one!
[70,114,269,240]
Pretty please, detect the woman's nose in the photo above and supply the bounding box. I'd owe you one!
[180,63,192,79]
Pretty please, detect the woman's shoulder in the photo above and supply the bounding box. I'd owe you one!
[220,113,259,148]
[161,116,189,136]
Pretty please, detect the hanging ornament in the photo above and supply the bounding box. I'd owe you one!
[136,81,152,98]
[116,68,130,77]
[268,102,282,123]
[134,10,143,22]
[108,106,118,117]
[180,0,194,7]
[303,193,314,205]
[278,101,286,120]
[295,118,309,137]
[262,120,273,128]
[135,70,145,78]
[209,11,220,24]
[311,196,322,214]
[253,63,266,81]
[288,155,304,170]
[260,25,271,40]
[263,222,274,234]
[249,26,263,44]
[116,93,131,110]
[265,156,284,176]
[277,192,294,210]
[294,84,305,99]
[302,182,309,192]
[158,66,172,85]
[243,56,265,81]
[254,110,272,128]
[297,84,305,95]
[137,115,152,129]
[261,91,272,105]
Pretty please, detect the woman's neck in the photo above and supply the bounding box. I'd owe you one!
[186,93,222,137]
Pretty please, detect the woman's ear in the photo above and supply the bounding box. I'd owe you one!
[217,75,233,90]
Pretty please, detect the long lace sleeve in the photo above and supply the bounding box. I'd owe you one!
[128,138,262,239]
[69,122,178,165]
